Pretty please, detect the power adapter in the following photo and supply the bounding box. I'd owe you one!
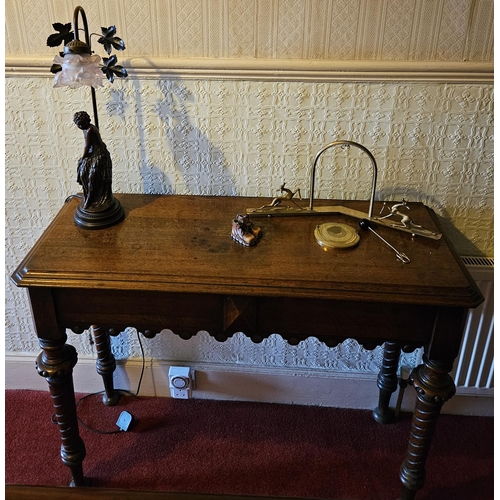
[116,411,134,431]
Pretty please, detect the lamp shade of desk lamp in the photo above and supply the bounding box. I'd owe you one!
[53,40,103,90]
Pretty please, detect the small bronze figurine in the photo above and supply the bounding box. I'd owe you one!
[74,111,113,210]
[379,200,423,230]
[269,182,302,209]
[231,214,262,247]
[71,111,124,229]
[248,182,304,214]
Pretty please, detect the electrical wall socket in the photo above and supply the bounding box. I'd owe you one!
[168,366,195,399]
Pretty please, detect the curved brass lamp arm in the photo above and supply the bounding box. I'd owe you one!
[309,140,378,218]
[72,6,99,129]
[73,6,90,46]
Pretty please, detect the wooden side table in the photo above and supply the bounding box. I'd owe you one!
[11,194,483,499]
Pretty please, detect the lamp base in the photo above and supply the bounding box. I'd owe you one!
[74,198,125,230]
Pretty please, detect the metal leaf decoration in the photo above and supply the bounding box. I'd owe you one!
[47,22,74,47]
[50,63,62,74]
[48,17,128,85]
[102,55,128,83]
[97,26,126,55]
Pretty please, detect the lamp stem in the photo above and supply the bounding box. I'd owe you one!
[90,88,99,130]
[73,6,99,130]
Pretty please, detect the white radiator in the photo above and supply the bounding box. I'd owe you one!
[451,256,494,396]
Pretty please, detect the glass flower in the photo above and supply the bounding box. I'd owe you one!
[52,53,103,89]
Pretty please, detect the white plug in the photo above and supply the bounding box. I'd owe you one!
[116,411,134,431]
[168,366,195,399]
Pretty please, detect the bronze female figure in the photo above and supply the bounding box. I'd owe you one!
[74,111,113,210]
[70,111,124,229]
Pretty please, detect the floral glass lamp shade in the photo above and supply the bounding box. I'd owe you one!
[47,6,128,229]
[53,40,103,89]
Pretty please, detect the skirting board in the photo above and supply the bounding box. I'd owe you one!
[5,354,493,417]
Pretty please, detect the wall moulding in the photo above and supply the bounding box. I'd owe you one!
[5,56,493,84]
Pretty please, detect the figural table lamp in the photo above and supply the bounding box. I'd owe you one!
[47,5,128,229]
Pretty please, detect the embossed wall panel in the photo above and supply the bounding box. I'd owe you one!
[5,77,494,364]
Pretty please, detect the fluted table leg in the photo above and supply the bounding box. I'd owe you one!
[36,334,87,487]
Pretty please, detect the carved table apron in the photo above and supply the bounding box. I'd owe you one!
[11,194,483,500]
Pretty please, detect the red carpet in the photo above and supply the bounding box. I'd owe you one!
[5,390,493,500]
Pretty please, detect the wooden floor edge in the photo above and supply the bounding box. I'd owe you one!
[5,485,321,500]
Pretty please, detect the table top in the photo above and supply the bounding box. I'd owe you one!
[12,194,482,308]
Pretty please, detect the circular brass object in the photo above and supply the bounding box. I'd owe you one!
[314,222,360,249]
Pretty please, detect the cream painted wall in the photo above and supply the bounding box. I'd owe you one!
[5,1,494,391]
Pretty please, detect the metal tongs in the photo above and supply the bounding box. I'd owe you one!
[359,219,410,264]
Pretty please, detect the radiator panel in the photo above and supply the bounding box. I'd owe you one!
[451,257,494,393]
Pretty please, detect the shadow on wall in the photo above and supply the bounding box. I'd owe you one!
[106,84,171,195]
[109,78,237,196]
[152,79,237,196]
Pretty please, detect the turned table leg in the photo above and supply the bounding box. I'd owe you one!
[36,335,87,487]
[91,325,120,406]
[373,341,401,424]
[399,356,456,500]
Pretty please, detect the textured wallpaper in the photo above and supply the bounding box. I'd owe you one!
[5,76,493,373]
[6,0,494,61]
